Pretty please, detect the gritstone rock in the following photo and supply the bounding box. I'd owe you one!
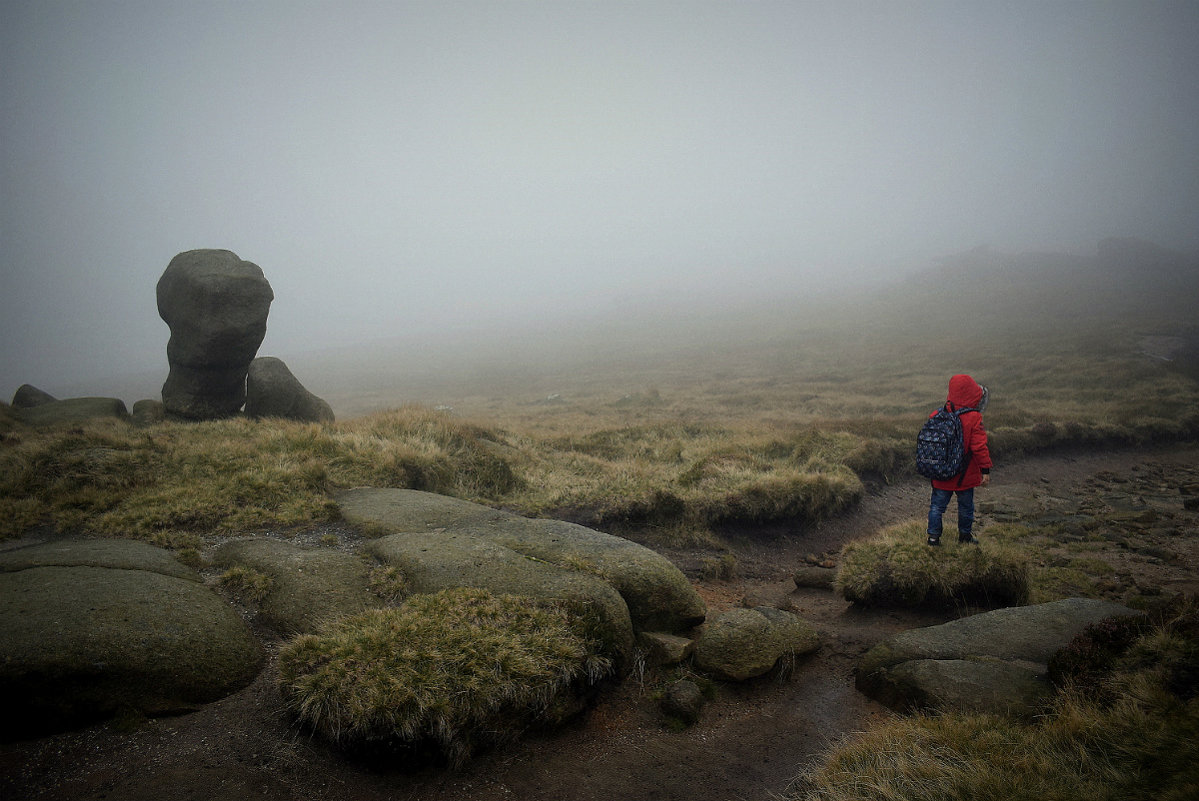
[157,249,274,420]
[856,597,1140,717]
[0,539,263,737]
[244,356,335,423]
[694,606,820,681]
[11,384,57,408]
[13,396,130,427]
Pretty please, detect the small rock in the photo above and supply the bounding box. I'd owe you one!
[661,679,704,726]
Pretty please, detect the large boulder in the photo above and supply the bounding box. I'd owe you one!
[11,384,57,408]
[157,249,274,420]
[694,606,820,681]
[366,531,635,658]
[339,488,705,634]
[244,356,334,423]
[13,396,130,427]
[212,538,377,635]
[856,597,1139,717]
[0,539,263,737]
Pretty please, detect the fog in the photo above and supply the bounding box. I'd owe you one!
[3,1,1198,403]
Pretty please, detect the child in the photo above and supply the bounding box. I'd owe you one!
[927,374,992,546]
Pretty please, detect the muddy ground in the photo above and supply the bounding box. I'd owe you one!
[3,444,1197,801]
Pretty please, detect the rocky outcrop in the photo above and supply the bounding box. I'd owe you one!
[244,356,334,423]
[212,538,377,635]
[11,384,57,408]
[12,396,130,427]
[856,597,1139,717]
[694,606,820,681]
[0,539,263,738]
[339,488,706,635]
[157,249,274,420]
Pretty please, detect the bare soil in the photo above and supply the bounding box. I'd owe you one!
[3,444,1197,801]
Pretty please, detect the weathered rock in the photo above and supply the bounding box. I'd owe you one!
[638,631,695,667]
[857,597,1139,716]
[661,679,705,725]
[0,539,263,737]
[11,384,57,408]
[13,397,130,427]
[339,488,705,634]
[213,538,376,635]
[366,531,635,658]
[793,565,837,590]
[0,538,197,580]
[694,606,820,681]
[131,399,166,426]
[244,356,334,423]
[157,249,273,420]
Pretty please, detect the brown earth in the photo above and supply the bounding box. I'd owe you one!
[3,444,1197,801]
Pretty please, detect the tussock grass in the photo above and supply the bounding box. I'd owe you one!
[789,600,1199,801]
[277,587,613,765]
[835,521,1030,608]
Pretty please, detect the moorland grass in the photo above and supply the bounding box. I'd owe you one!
[788,600,1199,801]
[835,521,1031,609]
[276,587,613,765]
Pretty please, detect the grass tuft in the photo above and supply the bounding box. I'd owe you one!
[276,587,614,765]
[835,521,1030,609]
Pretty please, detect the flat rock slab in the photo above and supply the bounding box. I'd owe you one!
[13,397,130,427]
[367,531,635,656]
[213,538,378,635]
[857,597,1139,716]
[0,538,198,580]
[0,540,263,738]
[339,488,705,634]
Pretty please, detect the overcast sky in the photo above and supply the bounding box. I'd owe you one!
[2,0,1198,397]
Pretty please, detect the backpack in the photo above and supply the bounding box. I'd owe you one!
[915,405,976,481]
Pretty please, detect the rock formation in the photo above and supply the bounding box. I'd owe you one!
[244,356,334,423]
[157,249,273,420]
[856,597,1140,717]
[693,606,820,681]
[0,539,263,737]
[11,384,57,408]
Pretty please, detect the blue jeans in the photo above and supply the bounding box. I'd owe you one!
[927,487,974,539]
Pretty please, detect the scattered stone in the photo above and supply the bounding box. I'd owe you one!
[661,679,704,726]
[857,597,1139,717]
[244,356,334,423]
[694,606,820,681]
[793,565,837,590]
[11,384,57,408]
[638,631,694,667]
[157,249,274,420]
[0,539,263,737]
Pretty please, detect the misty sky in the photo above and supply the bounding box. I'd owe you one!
[2,1,1198,396]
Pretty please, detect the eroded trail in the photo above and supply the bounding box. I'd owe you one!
[4,444,1197,801]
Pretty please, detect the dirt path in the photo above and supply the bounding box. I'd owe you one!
[4,444,1198,801]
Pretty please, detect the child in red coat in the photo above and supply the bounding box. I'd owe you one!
[927,374,992,546]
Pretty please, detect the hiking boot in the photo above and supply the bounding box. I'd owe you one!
[958,534,980,545]
[927,536,942,547]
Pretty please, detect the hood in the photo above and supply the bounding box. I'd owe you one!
[946,374,984,410]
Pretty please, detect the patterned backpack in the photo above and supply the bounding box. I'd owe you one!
[915,405,975,481]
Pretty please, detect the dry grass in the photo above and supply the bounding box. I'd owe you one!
[276,587,613,765]
[834,521,1031,608]
[787,600,1199,801]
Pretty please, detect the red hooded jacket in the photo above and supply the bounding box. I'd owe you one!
[930,374,992,490]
